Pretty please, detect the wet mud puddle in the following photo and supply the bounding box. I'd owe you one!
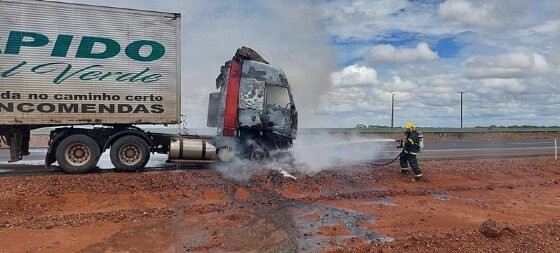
[292,204,393,252]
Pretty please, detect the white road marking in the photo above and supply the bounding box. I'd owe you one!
[506,142,554,145]
[0,160,44,166]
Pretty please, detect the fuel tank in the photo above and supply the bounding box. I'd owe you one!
[169,138,217,161]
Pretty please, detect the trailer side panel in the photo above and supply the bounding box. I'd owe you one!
[0,0,181,125]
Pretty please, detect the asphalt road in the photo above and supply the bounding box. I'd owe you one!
[421,139,557,159]
[393,139,556,159]
[0,139,557,175]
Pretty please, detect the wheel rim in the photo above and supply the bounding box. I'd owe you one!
[65,144,91,167]
[118,144,143,166]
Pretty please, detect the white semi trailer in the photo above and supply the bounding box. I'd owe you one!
[0,0,298,173]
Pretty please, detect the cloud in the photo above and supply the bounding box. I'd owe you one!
[365,43,439,63]
[319,0,410,40]
[321,0,408,22]
[320,74,459,124]
[319,0,463,41]
[383,76,417,92]
[531,19,560,34]
[464,53,552,79]
[478,78,526,94]
[438,0,501,27]
[331,64,379,86]
[321,0,560,127]
[437,0,557,30]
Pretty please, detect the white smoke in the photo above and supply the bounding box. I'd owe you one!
[216,133,399,181]
[291,133,399,173]
[175,0,337,127]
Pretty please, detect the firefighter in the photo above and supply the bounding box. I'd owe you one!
[400,122,423,181]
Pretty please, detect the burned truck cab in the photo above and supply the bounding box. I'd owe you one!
[208,47,298,160]
[238,60,297,142]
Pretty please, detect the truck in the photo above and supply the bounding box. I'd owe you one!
[0,0,298,173]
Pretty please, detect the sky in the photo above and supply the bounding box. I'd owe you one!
[61,0,559,128]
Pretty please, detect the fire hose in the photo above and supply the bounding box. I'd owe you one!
[366,135,423,166]
[366,150,404,166]
[366,139,407,166]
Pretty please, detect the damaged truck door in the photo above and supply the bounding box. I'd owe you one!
[265,84,295,137]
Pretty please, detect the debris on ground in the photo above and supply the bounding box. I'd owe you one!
[480,219,501,238]
[278,169,297,180]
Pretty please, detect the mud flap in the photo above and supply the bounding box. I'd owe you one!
[44,133,64,169]
[44,146,56,169]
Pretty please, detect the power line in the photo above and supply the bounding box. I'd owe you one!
[391,93,395,129]
[458,91,468,128]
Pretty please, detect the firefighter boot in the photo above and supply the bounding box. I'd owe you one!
[399,154,409,174]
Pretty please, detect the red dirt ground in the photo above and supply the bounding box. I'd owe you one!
[0,156,559,252]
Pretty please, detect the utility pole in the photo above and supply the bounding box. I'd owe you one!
[458,91,467,128]
[391,94,395,129]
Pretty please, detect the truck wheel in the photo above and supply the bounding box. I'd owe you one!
[110,135,150,171]
[55,134,101,174]
[247,143,269,161]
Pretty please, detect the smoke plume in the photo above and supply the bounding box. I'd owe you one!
[216,133,399,181]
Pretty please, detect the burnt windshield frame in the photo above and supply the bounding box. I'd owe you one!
[265,84,293,110]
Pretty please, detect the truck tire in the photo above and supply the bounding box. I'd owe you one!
[247,143,269,161]
[55,134,101,174]
[110,135,150,171]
